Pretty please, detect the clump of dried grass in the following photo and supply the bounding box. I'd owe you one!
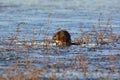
[74,13,119,48]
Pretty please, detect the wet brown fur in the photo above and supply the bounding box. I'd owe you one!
[52,30,71,46]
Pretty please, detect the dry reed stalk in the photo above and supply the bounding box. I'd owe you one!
[92,26,99,45]
[81,58,87,76]
[98,12,102,30]
[95,64,99,72]
[74,37,83,45]
[16,22,25,36]
[105,56,115,80]
[73,55,87,76]
[98,13,109,44]
[118,70,120,79]
[44,13,52,43]
[65,77,69,80]
[0,74,7,80]
[26,67,44,80]
[80,28,85,36]
[93,26,99,37]
[20,41,29,51]
[31,28,35,47]
[8,35,17,48]
[109,26,113,39]
[106,12,112,28]
[109,55,115,63]
[83,36,89,45]
[5,68,13,80]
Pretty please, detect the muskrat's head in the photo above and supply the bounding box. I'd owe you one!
[52,30,71,46]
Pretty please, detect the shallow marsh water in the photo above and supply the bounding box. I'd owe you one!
[0,0,120,79]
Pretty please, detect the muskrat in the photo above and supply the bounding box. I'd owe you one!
[52,30,72,46]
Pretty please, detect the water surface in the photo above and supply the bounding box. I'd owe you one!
[0,0,120,79]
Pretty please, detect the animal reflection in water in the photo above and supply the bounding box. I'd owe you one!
[52,30,72,46]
